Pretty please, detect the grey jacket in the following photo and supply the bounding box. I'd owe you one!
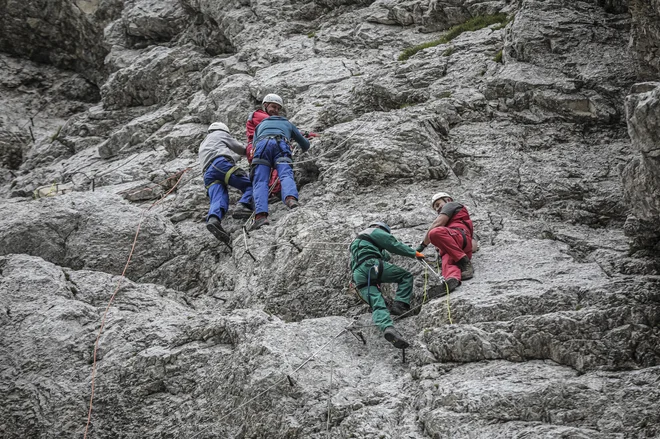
[198,130,247,172]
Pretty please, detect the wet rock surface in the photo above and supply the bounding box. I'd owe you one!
[1,0,659,438]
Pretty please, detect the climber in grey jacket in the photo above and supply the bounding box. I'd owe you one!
[199,122,253,244]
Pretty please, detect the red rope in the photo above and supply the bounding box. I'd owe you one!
[83,168,189,438]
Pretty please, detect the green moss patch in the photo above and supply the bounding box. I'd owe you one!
[399,13,508,61]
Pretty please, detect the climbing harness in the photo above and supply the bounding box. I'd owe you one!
[348,231,387,308]
[350,233,382,269]
[250,136,293,169]
[450,226,469,250]
[204,163,242,193]
[351,259,384,309]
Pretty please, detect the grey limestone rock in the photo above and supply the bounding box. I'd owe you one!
[101,45,211,110]
[122,0,189,46]
[0,0,108,83]
[1,0,660,438]
[629,0,660,79]
[622,82,660,250]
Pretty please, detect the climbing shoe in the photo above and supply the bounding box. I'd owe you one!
[383,326,409,350]
[390,300,412,317]
[232,203,252,219]
[456,256,474,280]
[284,196,299,209]
[251,214,270,231]
[206,216,231,244]
[444,277,460,293]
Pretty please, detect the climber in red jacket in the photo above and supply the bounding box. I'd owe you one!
[245,94,283,198]
[417,192,475,292]
[245,94,318,202]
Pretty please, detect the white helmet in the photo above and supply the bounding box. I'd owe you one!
[431,192,452,208]
[262,93,284,108]
[208,122,229,133]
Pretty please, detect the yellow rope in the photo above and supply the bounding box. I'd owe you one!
[445,280,452,324]
[422,265,428,304]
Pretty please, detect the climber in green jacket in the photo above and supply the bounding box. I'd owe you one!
[349,221,425,349]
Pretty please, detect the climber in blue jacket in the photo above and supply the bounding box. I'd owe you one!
[249,93,310,230]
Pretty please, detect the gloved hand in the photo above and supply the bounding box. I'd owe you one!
[415,242,427,253]
[302,130,319,139]
[415,251,426,260]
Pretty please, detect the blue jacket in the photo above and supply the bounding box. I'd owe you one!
[254,116,310,152]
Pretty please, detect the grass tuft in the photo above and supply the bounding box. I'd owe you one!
[493,49,503,63]
[493,13,514,30]
[50,126,62,143]
[442,46,455,57]
[399,13,508,61]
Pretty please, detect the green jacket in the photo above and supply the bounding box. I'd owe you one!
[349,227,417,271]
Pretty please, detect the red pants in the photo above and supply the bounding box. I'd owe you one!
[429,227,472,281]
[268,170,281,196]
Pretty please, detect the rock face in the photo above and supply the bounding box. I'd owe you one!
[622,82,660,251]
[0,0,111,83]
[1,0,659,438]
[629,0,660,79]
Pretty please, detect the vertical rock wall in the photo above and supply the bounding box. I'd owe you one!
[0,0,659,438]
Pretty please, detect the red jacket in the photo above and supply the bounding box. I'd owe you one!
[445,206,474,238]
[245,109,281,193]
[246,109,269,162]
[432,203,474,258]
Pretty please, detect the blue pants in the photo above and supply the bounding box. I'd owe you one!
[252,138,298,215]
[203,157,253,221]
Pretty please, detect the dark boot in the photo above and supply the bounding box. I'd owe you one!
[284,196,299,209]
[206,216,231,244]
[390,300,411,317]
[456,256,474,280]
[445,277,460,293]
[251,213,270,231]
[232,203,252,219]
[427,277,460,300]
[383,326,409,349]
